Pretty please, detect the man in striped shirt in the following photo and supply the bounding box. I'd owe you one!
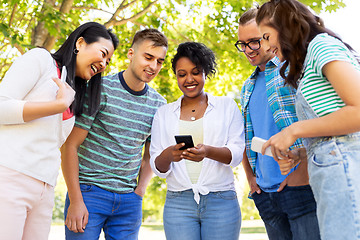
[61,29,168,240]
[237,8,320,240]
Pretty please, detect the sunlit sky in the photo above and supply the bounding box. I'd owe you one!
[319,0,360,52]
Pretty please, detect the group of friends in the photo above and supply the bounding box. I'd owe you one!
[0,0,360,240]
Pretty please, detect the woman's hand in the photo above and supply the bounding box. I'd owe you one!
[262,125,298,161]
[155,143,185,173]
[53,77,75,112]
[181,144,207,162]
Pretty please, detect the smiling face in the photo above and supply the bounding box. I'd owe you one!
[75,37,115,81]
[127,39,167,85]
[258,23,284,61]
[175,57,205,99]
[237,20,274,71]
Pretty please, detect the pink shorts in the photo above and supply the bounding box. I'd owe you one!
[0,165,54,240]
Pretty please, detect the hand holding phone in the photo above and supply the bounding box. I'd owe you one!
[175,135,194,150]
[251,137,273,157]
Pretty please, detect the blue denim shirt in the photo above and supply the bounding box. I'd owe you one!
[240,56,303,172]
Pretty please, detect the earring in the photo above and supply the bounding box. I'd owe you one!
[73,48,79,54]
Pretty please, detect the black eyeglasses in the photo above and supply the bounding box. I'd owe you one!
[235,38,262,52]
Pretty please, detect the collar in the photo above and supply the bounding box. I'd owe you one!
[118,71,149,96]
[249,56,282,79]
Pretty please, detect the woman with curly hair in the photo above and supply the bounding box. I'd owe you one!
[149,42,244,240]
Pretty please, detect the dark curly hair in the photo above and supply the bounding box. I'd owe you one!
[256,0,357,88]
[172,42,217,78]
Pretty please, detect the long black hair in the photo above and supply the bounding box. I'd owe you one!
[52,22,119,116]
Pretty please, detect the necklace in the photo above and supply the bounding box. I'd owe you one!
[191,109,196,121]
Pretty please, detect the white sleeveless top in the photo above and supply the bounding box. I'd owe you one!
[179,118,204,184]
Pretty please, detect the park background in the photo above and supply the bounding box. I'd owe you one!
[0,0,358,239]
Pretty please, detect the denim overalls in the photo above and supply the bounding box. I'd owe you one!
[296,81,360,240]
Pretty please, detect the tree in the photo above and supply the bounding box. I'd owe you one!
[0,0,345,94]
[1,0,346,222]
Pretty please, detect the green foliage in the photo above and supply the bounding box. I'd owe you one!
[142,176,167,221]
[240,182,261,220]
[0,0,347,224]
[52,173,67,223]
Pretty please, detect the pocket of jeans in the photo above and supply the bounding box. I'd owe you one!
[79,184,93,192]
[215,190,237,200]
[311,147,341,168]
[166,190,181,199]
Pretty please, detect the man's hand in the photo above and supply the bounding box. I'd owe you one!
[65,200,89,233]
[248,174,261,195]
[277,151,309,192]
[134,186,146,198]
[277,148,306,175]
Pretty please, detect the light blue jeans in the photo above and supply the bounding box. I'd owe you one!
[163,190,241,240]
[64,184,142,240]
[296,84,360,239]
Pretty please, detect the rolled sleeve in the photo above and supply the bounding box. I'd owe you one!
[149,107,173,178]
[225,100,245,167]
[0,99,26,124]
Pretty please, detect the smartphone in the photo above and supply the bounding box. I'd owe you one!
[251,137,273,157]
[61,66,67,83]
[175,135,195,150]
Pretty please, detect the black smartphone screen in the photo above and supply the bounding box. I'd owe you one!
[175,135,194,150]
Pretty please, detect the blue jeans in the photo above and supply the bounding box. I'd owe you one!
[306,135,360,240]
[296,81,360,239]
[64,184,142,240]
[252,185,320,240]
[163,190,241,240]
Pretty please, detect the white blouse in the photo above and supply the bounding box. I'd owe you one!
[150,93,245,203]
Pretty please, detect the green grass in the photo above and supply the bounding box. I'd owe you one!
[241,227,266,234]
[141,224,165,231]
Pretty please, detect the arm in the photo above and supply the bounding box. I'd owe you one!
[242,150,261,194]
[182,99,245,166]
[154,143,185,173]
[263,60,360,160]
[150,106,185,174]
[134,141,154,197]
[0,49,75,124]
[61,126,89,233]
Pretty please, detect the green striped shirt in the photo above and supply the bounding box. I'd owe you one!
[75,71,166,193]
[300,33,360,117]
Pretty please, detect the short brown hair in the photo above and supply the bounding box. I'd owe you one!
[131,28,168,49]
[239,7,259,25]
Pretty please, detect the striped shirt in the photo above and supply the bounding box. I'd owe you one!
[300,33,360,117]
[240,56,303,172]
[75,71,166,193]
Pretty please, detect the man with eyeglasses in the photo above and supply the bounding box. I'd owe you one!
[237,8,320,240]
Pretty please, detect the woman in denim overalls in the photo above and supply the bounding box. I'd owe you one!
[255,0,360,239]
